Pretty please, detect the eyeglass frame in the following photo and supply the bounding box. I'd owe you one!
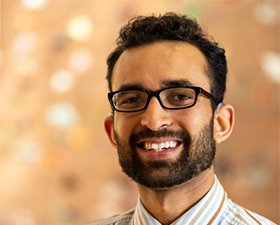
[108,86,220,113]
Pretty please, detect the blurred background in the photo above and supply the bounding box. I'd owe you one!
[0,0,279,224]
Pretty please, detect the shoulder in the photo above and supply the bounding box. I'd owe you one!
[221,199,276,225]
[87,208,135,225]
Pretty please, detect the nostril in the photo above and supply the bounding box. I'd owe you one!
[140,114,172,131]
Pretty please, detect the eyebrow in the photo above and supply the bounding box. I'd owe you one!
[162,79,195,87]
[118,84,144,91]
[117,79,195,92]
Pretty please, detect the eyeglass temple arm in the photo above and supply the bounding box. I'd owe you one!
[200,89,224,113]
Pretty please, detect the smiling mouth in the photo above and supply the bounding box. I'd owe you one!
[138,141,180,152]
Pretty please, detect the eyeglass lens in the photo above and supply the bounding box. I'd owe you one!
[112,88,197,111]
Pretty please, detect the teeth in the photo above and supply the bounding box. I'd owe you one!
[164,142,170,148]
[151,143,158,150]
[170,141,176,148]
[144,141,177,152]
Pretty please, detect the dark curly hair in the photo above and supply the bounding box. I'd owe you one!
[106,12,227,109]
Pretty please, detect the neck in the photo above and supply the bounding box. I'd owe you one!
[137,166,215,225]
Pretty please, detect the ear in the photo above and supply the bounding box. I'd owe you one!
[213,104,235,144]
[104,115,117,148]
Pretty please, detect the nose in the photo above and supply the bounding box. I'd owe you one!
[140,96,172,131]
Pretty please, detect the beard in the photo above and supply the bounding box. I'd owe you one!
[114,119,216,189]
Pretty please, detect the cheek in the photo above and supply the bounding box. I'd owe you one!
[114,114,137,137]
[176,106,212,136]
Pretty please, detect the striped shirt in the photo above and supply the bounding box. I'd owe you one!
[89,176,276,225]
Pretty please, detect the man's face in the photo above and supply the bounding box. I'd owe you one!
[107,41,216,189]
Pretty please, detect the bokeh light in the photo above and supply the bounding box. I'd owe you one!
[254,1,279,25]
[21,0,47,10]
[65,15,93,43]
[68,48,95,74]
[260,51,280,84]
[49,70,75,93]
[44,102,80,129]
[10,32,38,56]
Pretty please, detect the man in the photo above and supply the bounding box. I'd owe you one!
[90,13,276,225]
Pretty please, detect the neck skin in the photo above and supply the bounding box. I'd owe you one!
[137,166,215,225]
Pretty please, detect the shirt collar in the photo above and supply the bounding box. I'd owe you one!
[133,175,227,225]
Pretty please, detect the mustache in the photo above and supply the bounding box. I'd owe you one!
[129,128,191,146]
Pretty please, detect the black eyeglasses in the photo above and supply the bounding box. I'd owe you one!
[108,86,219,113]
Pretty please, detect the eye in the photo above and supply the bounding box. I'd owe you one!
[113,91,146,110]
[162,88,196,107]
[172,94,190,101]
[121,96,141,105]
[167,94,193,105]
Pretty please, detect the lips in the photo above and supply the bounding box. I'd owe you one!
[138,141,180,152]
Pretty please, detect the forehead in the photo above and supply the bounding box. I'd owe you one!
[111,41,210,91]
